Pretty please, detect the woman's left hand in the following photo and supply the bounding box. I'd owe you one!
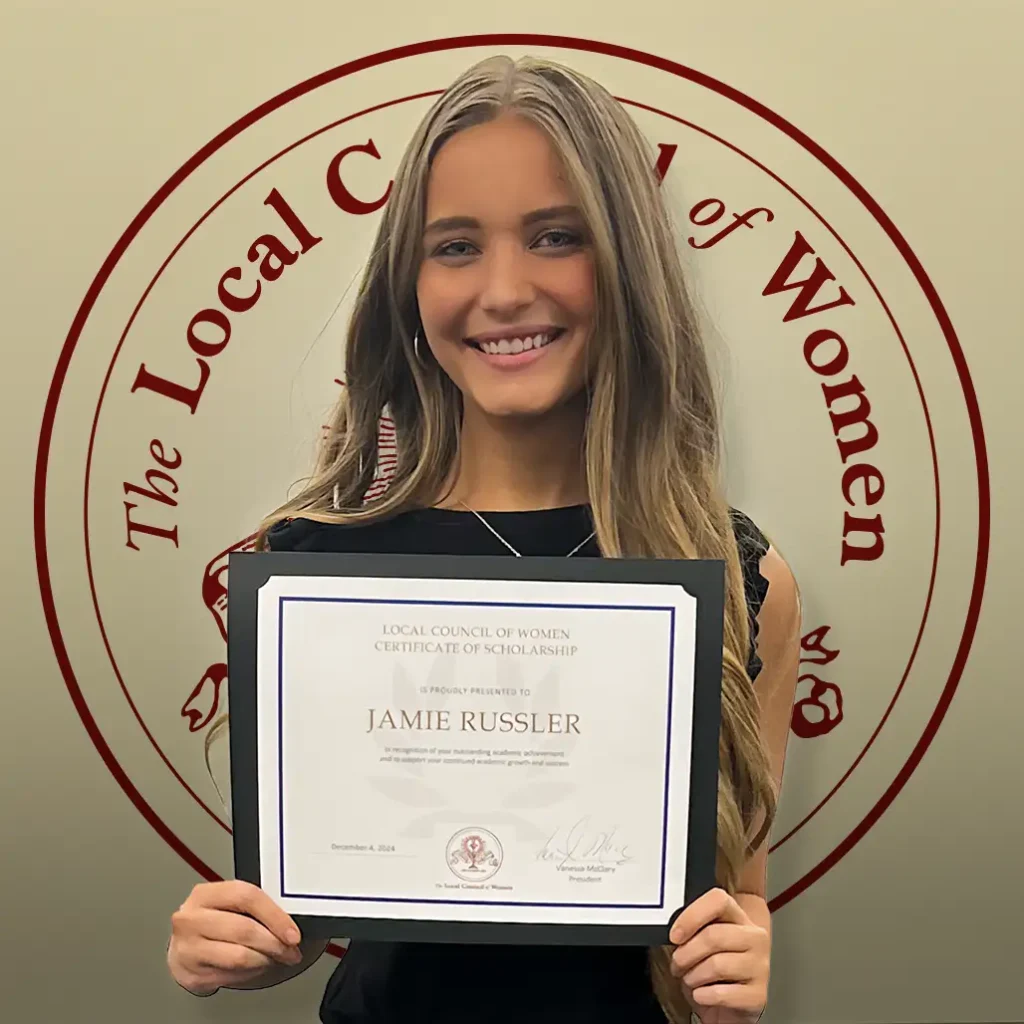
[669,887,769,1023]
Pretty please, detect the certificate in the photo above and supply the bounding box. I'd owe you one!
[227,553,724,946]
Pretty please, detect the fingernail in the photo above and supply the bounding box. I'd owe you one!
[287,927,301,944]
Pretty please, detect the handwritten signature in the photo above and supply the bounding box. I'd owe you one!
[536,816,634,867]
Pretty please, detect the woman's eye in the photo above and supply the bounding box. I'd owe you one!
[533,228,583,250]
[434,239,478,259]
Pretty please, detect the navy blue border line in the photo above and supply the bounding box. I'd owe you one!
[276,594,677,911]
[280,595,677,611]
[281,893,665,909]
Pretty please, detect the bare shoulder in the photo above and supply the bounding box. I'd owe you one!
[746,545,802,807]
[754,546,801,683]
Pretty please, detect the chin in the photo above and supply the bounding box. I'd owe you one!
[478,402,560,420]
[468,387,585,422]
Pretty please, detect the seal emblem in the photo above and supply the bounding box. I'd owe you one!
[447,828,504,882]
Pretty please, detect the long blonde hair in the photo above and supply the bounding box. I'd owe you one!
[251,54,775,1021]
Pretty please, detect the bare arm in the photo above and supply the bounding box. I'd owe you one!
[735,544,802,945]
[667,544,800,1019]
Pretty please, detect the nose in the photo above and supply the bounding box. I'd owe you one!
[478,240,536,316]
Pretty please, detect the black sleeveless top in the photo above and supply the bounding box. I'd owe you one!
[267,506,770,1024]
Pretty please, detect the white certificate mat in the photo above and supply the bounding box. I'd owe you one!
[229,552,724,946]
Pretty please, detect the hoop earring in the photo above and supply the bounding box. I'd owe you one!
[413,330,425,365]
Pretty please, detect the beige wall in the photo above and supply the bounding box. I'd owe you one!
[2,2,1021,1022]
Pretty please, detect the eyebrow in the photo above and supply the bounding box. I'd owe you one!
[423,205,583,236]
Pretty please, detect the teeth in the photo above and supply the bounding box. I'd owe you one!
[478,332,557,356]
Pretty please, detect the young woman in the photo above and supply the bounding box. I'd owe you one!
[167,54,800,1024]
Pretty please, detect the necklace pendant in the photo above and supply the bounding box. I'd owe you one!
[457,500,594,558]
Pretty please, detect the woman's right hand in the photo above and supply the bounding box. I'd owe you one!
[167,880,305,996]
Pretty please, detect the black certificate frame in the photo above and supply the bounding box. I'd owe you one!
[227,551,724,947]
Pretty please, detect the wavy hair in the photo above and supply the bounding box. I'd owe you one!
[244,54,775,1022]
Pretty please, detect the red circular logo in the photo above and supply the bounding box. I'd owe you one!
[34,35,989,924]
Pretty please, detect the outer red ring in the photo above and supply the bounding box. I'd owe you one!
[34,33,989,924]
[83,94,939,866]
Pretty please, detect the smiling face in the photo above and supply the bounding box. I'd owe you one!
[415,114,596,421]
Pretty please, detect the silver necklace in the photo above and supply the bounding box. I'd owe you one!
[457,500,596,558]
